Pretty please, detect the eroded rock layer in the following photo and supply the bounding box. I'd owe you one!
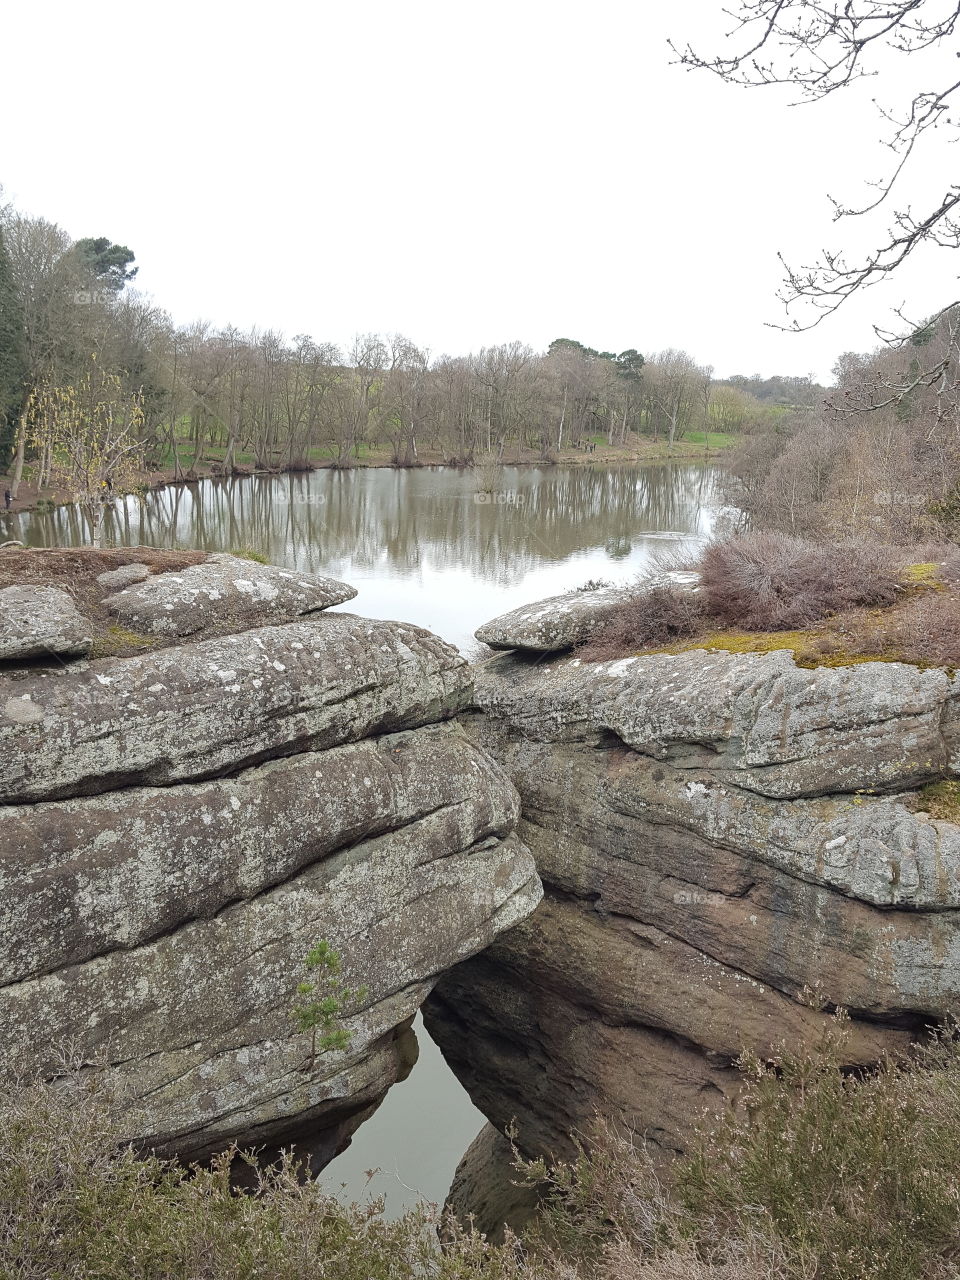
[0,549,541,1163]
[426,643,960,1196]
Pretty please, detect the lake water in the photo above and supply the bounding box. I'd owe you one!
[1,462,718,1209]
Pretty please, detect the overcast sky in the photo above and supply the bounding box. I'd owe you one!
[3,0,953,382]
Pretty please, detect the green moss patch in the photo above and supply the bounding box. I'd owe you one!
[909,779,960,823]
[901,562,944,591]
[646,628,901,670]
[228,547,269,564]
[88,624,156,659]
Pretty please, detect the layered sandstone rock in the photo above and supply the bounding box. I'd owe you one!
[474,573,698,654]
[0,548,541,1164]
[102,552,357,637]
[426,633,960,1214]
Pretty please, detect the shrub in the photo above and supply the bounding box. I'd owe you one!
[700,533,901,631]
[874,590,960,667]
[0,1073,535,1280]
[517,1019,960,1280]
[5,1029,960,1279]
[675,1021,960,1280]
[578,583,705,661]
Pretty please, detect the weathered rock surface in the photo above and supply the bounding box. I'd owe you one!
[425,633,960,1212]
[474,647,960,797]
[95,562,152,591]
[0,721,520,985]
[475,573,698,653]
[446,1123,543,1243]
[0,612,469,802]
[0,584,92,661]
[102,552,356,637]
[475,586,638,653]
[0,549,541,1165]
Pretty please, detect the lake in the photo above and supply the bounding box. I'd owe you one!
[1,462,719,1210]
[3,464,717,651]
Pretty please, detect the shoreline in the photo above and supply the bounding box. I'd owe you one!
[1,438,732,519]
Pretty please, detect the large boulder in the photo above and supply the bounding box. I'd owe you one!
[0,549,542,1165]
[475,586,637,653]
[102,552,356,637]
[0,584,92,661]
[475,573,698,653]
[0,613,469,802]
[425,633,960,1210]
[473,647,960,798]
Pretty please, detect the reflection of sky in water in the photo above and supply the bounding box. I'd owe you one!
[324,1014,486,1212]
[5,464,718,650]
[3,463,719,1213]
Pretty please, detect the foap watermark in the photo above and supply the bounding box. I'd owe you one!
[673,889,726,906]
[73,288,114,306]
[874,490,926,508]
[474,490,525,506]
[272,494,327,505]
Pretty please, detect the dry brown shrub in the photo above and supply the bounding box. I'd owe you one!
[578,584,705,661]
[700,533,901,631]
[875,591,960,667]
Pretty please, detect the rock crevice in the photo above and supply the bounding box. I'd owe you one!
[425,607,960,1229]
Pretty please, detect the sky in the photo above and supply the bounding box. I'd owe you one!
[2,0,955,383]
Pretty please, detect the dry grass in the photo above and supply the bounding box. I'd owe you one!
[578,536,960,671]
[0,546,208,660]
[905,779,960,822]
[869,590,960,668]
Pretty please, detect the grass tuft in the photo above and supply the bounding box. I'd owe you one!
[228,547,269,564]
[88,624,157,659]
[908,779,960,822]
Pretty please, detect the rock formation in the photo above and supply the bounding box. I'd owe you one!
[0,548,541,1165]
[426,595,960,1226]
[475,574,698,654]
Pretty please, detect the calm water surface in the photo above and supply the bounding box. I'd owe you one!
[2,463,718,1210]
[4,464,717,650]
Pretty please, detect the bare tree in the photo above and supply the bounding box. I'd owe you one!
[673,1,960,329]
[646,350,711,449]
[27,357,145,545]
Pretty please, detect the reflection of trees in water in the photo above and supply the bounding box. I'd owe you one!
[10,465,717,587]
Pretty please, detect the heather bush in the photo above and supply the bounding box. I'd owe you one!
[0,1073,533,1280]
[578,582,705,660]
[522,1019,960,1280]
[675,1021,960,1280]
[699,533,901,631]
[4,1029,960,1279]
[874,590,960,667]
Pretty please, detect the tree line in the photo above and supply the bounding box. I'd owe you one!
[722,305,960,541]
[0,190,795,512]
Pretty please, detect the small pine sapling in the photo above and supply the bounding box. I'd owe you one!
[291,940,368,1073]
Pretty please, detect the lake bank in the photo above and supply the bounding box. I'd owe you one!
[1,433,736,518]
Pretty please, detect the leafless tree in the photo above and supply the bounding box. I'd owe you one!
[673,1,960,330]
[645,349,711,448]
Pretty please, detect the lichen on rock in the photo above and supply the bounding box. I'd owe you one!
[0,548,541,1166]
[426,596,960,1225]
